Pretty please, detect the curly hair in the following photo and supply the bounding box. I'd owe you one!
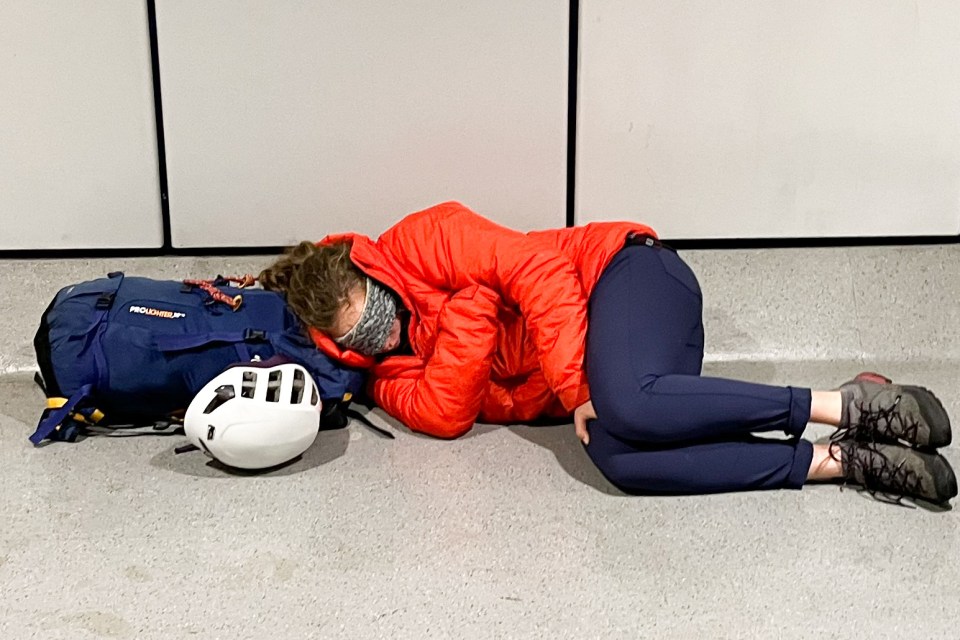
[259,240,365,332]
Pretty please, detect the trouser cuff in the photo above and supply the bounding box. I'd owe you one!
[786,386,812,437]
[787,438,815,489]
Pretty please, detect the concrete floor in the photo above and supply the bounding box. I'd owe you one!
[1,246,959,639]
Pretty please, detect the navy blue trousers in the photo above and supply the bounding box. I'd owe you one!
[584,239,814,495]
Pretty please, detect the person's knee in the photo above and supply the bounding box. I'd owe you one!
[586,442,634,492]
[588,447,659,495]
[601,458,641,493]
[585,423,669,494]
[597,375,673,441]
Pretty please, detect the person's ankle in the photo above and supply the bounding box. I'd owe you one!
[810,390,844,426]
[807,443,844,481]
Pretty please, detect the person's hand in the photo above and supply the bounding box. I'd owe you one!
[574,399,597,446]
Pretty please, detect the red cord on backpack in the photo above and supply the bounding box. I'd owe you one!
[219,274,257,289]
[182,274,257,311]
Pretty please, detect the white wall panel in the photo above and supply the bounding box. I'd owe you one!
[157,1,569,247]
[0,1,163,250]
[576,0,960,238]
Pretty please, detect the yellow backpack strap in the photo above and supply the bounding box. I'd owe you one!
[45,398,104,424]
[31,384,95,445]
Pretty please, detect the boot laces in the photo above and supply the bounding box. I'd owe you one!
[829,440,924,508]
[830,394,921,447]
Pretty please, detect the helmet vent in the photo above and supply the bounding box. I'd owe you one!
[311,384,319,407]
[266,370,282,402]
[203,385,236,414]
[241,371,257,398]
[291,369,305,404]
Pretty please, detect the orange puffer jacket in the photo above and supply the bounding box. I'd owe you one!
[308,201,657,438]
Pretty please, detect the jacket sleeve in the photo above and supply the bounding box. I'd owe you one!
[378,202,590,412]
[370,284,500,438]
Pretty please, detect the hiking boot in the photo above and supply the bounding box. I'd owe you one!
[836,440,958,505]
[833,374,952,449]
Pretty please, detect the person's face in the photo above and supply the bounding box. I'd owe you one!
[331,282,403,353]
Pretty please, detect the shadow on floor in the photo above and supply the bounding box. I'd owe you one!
[354,401,624,495]
[149,426,351,478]
[508,422,627,496]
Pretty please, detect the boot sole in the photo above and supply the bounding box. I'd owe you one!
[924,450,958,504]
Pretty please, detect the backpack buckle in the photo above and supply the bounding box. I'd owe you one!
[244,329,267,342]
[95,292,116,310]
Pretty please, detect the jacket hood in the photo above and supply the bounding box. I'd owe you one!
[307,232,417,369]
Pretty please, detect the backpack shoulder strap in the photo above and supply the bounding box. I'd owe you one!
[343,408,395,439]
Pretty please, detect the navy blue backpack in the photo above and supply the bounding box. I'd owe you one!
[31,272,374,444]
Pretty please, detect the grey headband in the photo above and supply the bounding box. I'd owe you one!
[335,278,398,356]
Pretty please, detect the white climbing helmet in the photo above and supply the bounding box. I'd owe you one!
[184,360,322,469]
